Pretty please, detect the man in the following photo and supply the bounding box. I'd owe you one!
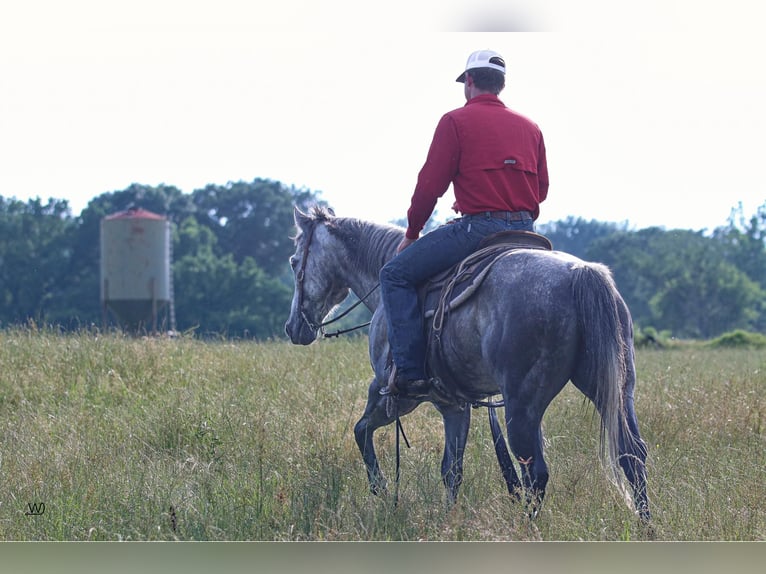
[379,49,549,399]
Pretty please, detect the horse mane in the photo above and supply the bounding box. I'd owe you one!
[306,205,404,276]
[309,204,334,222]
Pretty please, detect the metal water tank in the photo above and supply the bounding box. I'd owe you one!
[100,208,174,332]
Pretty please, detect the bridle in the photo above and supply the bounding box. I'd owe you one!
[293,221,378,338]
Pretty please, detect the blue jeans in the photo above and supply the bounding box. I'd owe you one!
[379,213,534,380]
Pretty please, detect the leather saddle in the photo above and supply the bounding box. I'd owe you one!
[420,230,552,327]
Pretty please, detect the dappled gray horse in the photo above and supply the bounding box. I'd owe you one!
[285,205,650,521]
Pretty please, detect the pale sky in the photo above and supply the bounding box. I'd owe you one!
[1,0,764,232]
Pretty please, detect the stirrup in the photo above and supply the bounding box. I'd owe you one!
[379,377,431,398]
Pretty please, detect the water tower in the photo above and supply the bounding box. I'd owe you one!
[100,208,175,333]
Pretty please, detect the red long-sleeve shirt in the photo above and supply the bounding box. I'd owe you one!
[406,93,549,239]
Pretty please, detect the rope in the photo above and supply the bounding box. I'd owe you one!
[388,396,411,508]
[431,246,512,335]
[319,284,379,338]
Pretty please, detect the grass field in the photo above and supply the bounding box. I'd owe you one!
[0,327,764,541]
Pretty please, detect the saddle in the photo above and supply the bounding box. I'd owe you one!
[421,230,552,329]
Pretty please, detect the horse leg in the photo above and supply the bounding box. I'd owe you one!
[505,404,548,517]
[618,344,651,521]
[436,403,472,504]
[353,378,419,496]
[572,343,651,522]
[570,268,651,521]
[620,390,651,521]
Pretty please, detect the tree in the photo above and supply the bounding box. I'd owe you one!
[536,216,628,259]
[172,217,291,337]
[0,180,325,336]
[713,202,766,288]
[649,253,762,338]
[710,202,766,333]
[586,228,668,325]
[0,197,76,326]
[588,227,763,338]
[191,179,327,276]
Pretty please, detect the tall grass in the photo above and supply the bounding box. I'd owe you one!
[0,328,763,540]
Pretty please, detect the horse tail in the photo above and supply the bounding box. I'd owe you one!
[571,262,629,477]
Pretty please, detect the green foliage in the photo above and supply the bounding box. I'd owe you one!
[634,326,674,348]
[191,179,326,276]
[538,213,766,339]
[588,228,764,338]
[707,329,766,349]
[1,330,765,540]
[170,180,322,336]
[714,202,766,288]
[0,197,75,325]
[0,188,763,340]
[536,216,629,258]
[0,180,324,337]
[173,249,291,338]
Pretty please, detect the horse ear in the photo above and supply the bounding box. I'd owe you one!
[327,207,335,216]
[294,206,311,229]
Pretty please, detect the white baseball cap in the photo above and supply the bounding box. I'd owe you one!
[456,50,506,83]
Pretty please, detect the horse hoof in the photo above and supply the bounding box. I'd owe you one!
[370,483,388,497]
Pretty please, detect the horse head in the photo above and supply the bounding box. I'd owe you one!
[284,206,350,345]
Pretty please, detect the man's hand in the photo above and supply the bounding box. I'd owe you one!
[396,236,417,253]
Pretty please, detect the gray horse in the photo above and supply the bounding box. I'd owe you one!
[285,205,650,522]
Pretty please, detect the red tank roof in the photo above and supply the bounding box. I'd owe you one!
[104,208,166,221]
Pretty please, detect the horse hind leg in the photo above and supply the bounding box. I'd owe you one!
[505,405,549,517]
[617,306,651,521]
[570,267,651,521]
[619,382,651,522]
[572,361,651,522]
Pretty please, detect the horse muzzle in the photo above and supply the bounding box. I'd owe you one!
[284,315,318,345]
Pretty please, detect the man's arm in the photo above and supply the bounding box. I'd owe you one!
[405,114,460,239]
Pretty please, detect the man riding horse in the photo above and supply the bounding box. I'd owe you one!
[380,49,549,399]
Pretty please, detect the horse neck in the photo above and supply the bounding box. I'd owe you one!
[335,218,402,313]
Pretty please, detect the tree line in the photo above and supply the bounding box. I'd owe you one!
[536,204,766,339]
[0,180,764,340]
[0,180,326,338]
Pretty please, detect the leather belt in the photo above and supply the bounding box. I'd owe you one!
[466,211,532,222]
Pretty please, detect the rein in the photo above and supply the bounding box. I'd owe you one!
[319,283,378,338]
[388,396,518,504]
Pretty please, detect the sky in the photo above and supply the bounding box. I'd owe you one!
[1,0,765,232]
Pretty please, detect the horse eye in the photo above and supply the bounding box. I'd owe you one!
[289,256,297,269]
